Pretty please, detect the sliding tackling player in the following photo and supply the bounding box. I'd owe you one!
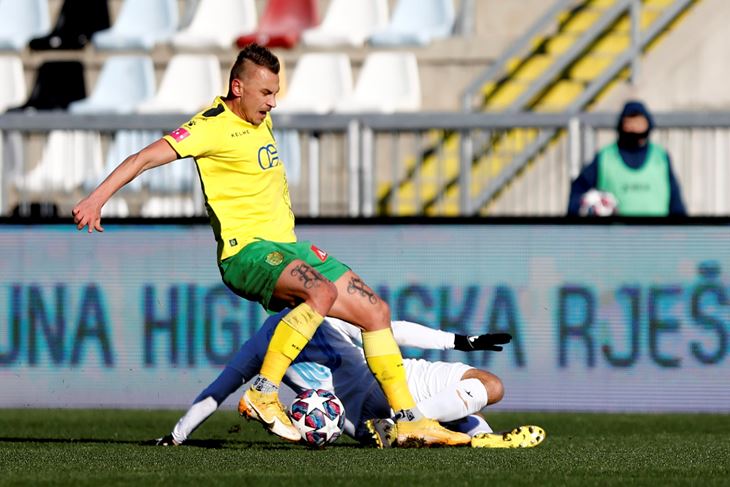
[156,312,545,448]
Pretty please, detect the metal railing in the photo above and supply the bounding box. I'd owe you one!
[2,111,730,217]
[461,0,697,111]
[461,0,579,111]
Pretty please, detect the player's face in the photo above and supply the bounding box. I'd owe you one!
[621,114,649,134]
[233,62,279,126]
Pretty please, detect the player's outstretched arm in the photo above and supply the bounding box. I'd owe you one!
[324,317,452,350]
[389,320,455,350]
[72,139,178,233]
[325,317,511,352]
[453,333,512,352]
[390,320,512,352]
[158,319,278,446]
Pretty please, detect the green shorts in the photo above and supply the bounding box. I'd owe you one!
[219,240,350,312]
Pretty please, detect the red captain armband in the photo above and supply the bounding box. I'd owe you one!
[170,127,190,142]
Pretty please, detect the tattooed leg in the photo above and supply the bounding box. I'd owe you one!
[289,263,327,290]
[347,276,379,305]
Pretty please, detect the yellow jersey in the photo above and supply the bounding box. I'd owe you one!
[163,97,296,262]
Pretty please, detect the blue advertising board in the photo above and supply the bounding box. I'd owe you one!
[0,223,727,411]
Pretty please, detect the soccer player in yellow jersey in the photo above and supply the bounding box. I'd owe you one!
[72,44,469,446]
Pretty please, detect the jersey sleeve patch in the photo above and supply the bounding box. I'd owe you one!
[170,127,190,142]
[310,245,328,262]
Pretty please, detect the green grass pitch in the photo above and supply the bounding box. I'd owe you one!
[0,409,728,486]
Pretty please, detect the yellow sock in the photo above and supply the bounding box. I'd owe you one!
[259,303,323,385]
[362,328,416,411]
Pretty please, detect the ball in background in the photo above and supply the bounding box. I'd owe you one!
[579,189,618,216]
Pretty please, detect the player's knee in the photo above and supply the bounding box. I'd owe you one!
[311,280,338,313]
[463,368,504,405]
[372,298,391,328]
[487,374,504,405]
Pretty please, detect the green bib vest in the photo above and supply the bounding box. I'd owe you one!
[597,142,670,216]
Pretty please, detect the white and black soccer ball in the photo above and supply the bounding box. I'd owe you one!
[579,189,618,216]
[289,389,346,448]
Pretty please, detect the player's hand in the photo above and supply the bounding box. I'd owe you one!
[454,333,512,352]
[72,196,104,233]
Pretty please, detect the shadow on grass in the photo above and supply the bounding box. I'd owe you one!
[0,436,365,450]
[0,437,144,446]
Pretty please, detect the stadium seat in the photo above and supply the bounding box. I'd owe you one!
[29,0,110,50]
[135,54,222,114]
[147,157,196,193]
[10,202,59,218]
[101,196,130,217]
[302,0,388,48]
[141,196,197,217]
[273,129,301,185]
[236,0,318,49]
[14,130,103,193]
[85,130,163,193]
[172,0,257,50]
[10,61,86,111]
[0,56,26,113]
[276,53,353,114]
[92,129,196,194]
[334,52,421,113]
[69,56,155,114]
[92,0,178,51]
[0,0,50,51]
[368,0,454,46]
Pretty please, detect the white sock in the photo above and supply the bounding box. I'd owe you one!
[416,378,489,422]
[171,396,218,444]
[442,414,493,436]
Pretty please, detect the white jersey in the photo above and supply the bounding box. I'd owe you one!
[233,316,458,437]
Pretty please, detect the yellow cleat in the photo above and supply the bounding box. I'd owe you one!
[238,388,301,442]
[471,425,546,448]
[395,418,472,447]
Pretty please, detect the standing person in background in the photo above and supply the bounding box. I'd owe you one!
[567,100,687,216]
[72,44,469,447]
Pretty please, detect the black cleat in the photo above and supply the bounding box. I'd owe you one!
[364,418,396,449]
[155,434,179,446]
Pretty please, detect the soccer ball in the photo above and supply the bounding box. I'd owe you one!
[289,389,346,448]
[579,189,618,216]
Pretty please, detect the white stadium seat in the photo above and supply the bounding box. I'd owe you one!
[135,54,222,114]
[302,0,388,48]
[172,0,257,50]
[100,196,130,218]
[147,157,196,194]
[15,130,103,193]
[368,0,454,47]
[69,56,156,114]
[91,130,196,195]
[276,53,353,114]
[334,52,421,113]
[141,196,197,217]
[273,129,301,186]
[0,56,26,113]
[85,130,164,193]
[0,0,50,51]
[92,0,178,51]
